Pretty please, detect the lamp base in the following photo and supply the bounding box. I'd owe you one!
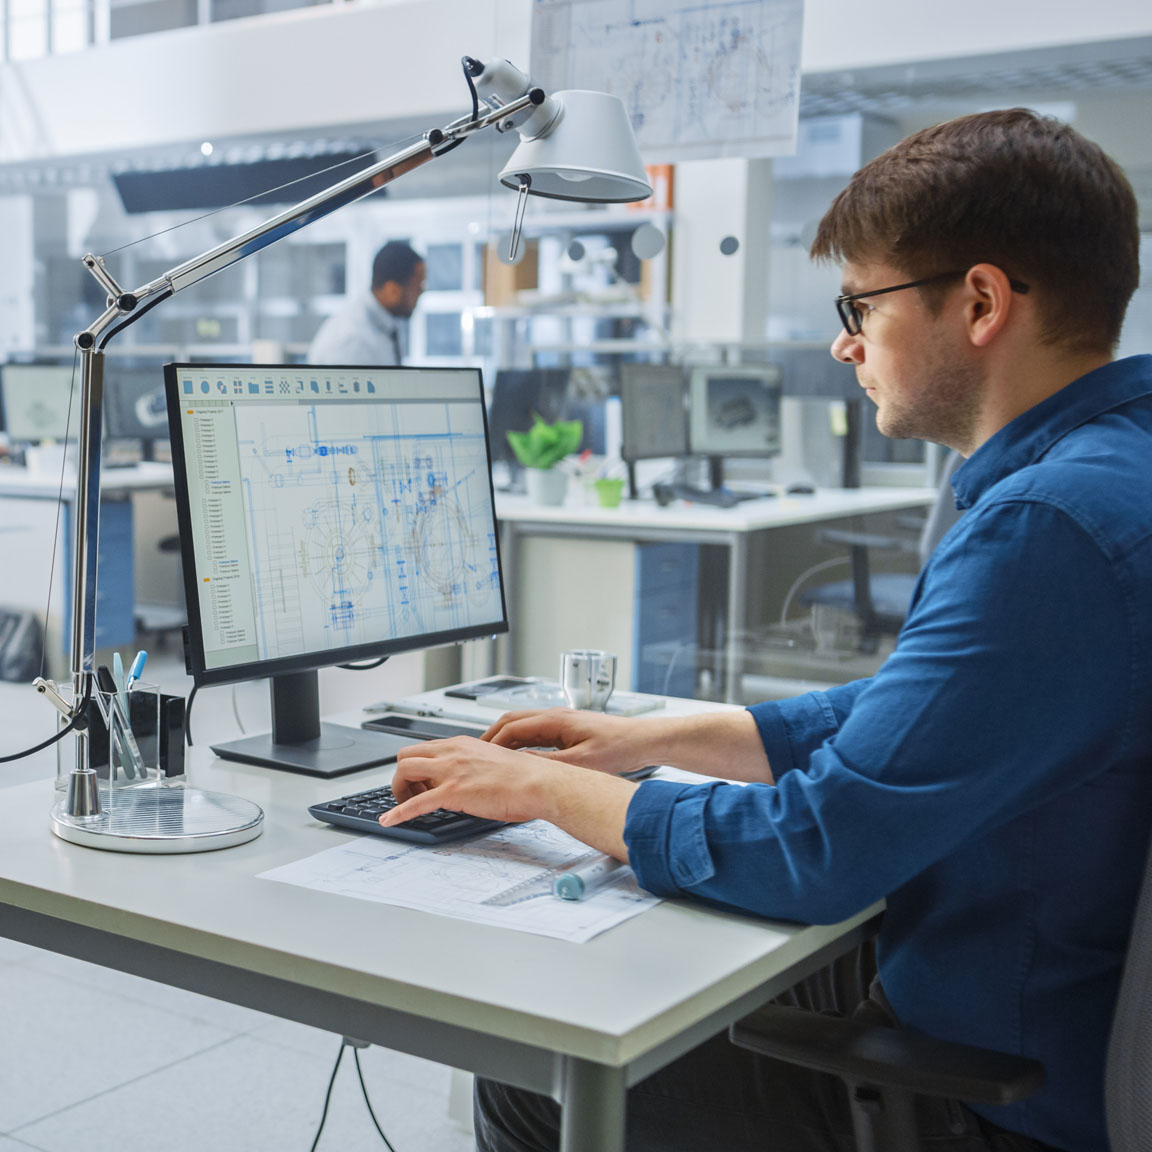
[51,786,264,853]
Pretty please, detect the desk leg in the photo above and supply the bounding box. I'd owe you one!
[560,1058,626,1152]
[725,534,748,704]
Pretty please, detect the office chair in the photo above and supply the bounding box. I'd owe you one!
[800,452,965,653]
[729,827,1152,1152]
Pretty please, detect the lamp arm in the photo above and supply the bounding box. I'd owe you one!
[54,82,542,747]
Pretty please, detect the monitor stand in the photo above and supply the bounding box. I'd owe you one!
[211,670,408,777]
[707,456,725,491]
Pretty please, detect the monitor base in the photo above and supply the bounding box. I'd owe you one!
[211,722,409,777]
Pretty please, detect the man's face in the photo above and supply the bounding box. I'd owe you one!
[377,261,426,320]
[830,260,985,453]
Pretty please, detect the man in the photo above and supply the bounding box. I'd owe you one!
[385,110,1152,1152]
[307,240,425,365]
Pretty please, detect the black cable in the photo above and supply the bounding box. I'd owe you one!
[338,656,389,671]
[309,1042,347,1152]
[434,56,483,159]
[353,1046,399,1152]
[0,680,92,764]
[462,55,481,123]
[96,289,173,349]
[184,682,199,747]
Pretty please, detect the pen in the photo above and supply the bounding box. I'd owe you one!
[96,664,145,781]
[553,856,627,901]
[125,649,148,691]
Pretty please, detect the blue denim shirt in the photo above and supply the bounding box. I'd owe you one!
[625,355,1152,1152]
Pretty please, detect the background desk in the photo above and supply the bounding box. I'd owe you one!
[0,699,880,1152]
[0,462,176,676]
[495,486,938,702]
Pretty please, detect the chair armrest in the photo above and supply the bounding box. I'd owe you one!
[730,1004,1044,1106]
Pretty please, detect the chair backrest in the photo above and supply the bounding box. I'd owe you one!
[1105,830,1152,1152]
[917,450,964,568]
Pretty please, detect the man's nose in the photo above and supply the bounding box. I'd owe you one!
[831,328,863,364]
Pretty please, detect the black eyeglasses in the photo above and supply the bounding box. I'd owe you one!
[835,270,1030,336]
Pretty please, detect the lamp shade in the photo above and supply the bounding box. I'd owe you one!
[499,90,652,204]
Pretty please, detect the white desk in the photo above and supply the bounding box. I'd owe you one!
[0,460,174,498]
[0,700,881,1152]
[495,486,937,702]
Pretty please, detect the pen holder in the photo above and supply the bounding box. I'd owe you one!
[55,682,173,791]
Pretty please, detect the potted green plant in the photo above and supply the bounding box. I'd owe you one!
[506,414,583,505]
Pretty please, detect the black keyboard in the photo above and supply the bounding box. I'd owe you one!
[653,482,772,508]
[309,784,508,844]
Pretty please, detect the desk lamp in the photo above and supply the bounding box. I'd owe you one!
[40,55,652,852]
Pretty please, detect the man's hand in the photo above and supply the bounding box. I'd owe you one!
[385,736,558,825]
[481,708,660,775]
[384,735,637,860]
[483,706,776,785]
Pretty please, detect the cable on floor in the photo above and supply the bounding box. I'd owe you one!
[309,1039,399,1151]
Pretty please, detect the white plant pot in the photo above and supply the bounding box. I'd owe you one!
[525,468,568,506]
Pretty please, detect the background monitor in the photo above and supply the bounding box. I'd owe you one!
[619,363,688,461]
[104,365,170,458]
[166,362,508,776]
[0,363,77,443]
[486,368,572,469]
[687,364,783,460]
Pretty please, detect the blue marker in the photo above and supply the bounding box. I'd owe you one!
[553,856,627,901]
[125,649,148,691]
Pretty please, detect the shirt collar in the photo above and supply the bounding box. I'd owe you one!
[361,290,402,334]
[952,355,1152,509]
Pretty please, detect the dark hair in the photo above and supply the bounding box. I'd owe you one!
[371,241,424,290]
[811,108,1140,354]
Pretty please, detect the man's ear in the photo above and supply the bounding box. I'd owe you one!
[963,264,1016,348]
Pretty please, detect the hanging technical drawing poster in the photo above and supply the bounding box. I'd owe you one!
[530,0,803,161]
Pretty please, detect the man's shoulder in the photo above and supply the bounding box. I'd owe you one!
[975,433,1152,563]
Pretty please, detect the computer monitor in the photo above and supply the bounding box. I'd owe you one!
[619,363,688,497]
[486,368,571,471]
[687,364,783,489]
[0,363,77,443]
[165,362,508,776]
[104,365,170,459]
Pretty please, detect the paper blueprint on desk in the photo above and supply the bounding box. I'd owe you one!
[259,822,660,943]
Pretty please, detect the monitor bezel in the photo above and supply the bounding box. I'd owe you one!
[165,361,509,690]
[686,363,783,460]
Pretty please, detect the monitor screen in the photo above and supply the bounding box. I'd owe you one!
[619,364,688,461]
[104,365,170,444]
[687,365,783,458]
[166,362,508,776]
[0,364,77,443]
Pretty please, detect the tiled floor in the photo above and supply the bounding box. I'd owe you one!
[0,652,475,1152]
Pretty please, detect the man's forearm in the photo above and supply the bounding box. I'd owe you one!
[642,710,773,784]
[534,763,638,861]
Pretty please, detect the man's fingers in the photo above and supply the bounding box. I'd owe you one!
[380,792,444,827]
